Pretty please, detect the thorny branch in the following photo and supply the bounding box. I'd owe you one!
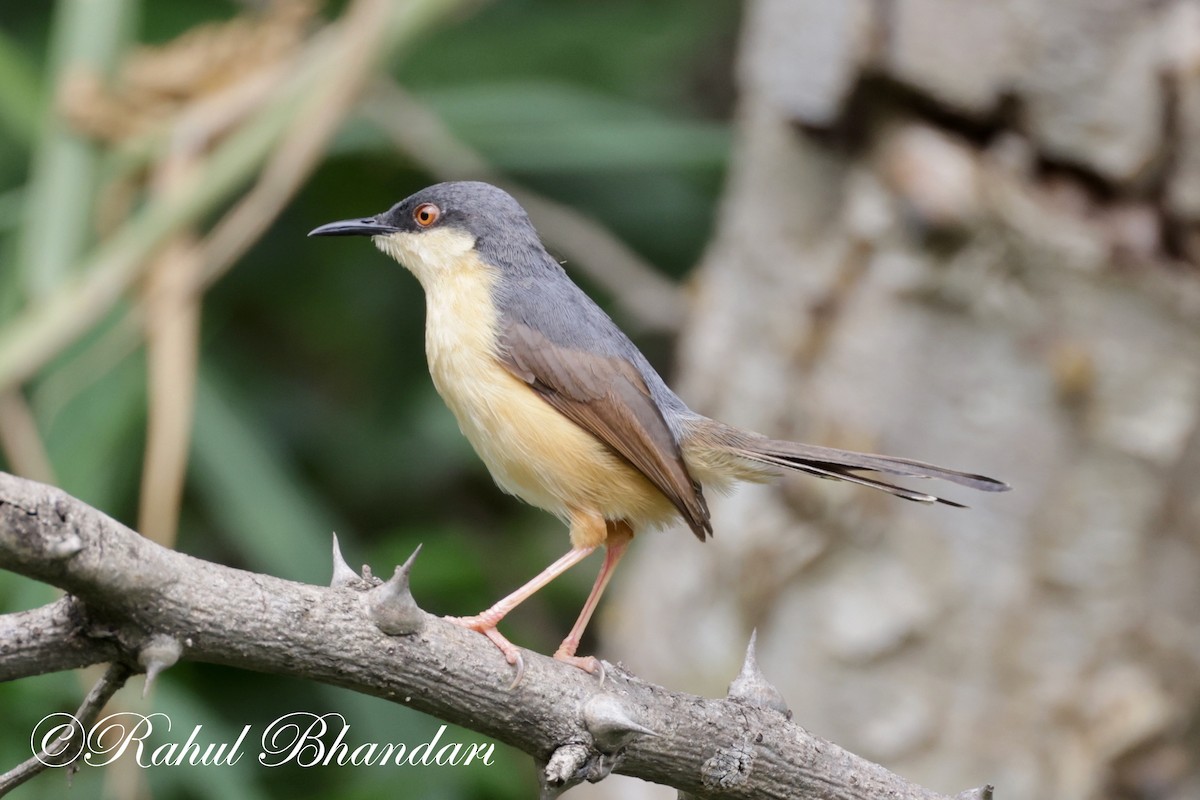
[0,472,993,799]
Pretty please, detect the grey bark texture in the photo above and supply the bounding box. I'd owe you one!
[587,2,1200,800]
[0,471,990,799]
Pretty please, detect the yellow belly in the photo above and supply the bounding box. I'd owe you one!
[433,354,677,526]
[418,253,678,540]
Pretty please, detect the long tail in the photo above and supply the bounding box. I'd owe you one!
[693,420,1009,508]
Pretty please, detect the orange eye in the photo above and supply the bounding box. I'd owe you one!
[413,203,440,228]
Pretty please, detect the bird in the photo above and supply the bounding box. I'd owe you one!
[309,181,1008,681]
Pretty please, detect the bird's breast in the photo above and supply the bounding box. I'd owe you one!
[418,257,677,534]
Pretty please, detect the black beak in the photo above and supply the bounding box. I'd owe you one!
[307,217,399,237]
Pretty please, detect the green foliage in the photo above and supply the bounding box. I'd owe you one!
[0,1,739,797]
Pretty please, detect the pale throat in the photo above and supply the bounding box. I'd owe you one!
[372,228,480,286]
[373,228,505,392]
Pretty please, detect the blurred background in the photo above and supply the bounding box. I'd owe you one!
[0,1,1198,799]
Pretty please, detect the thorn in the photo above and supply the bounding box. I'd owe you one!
[138,635,183,697]
[330,532,358,588]
[954,785,995,800]
[582,694,657,753]
[400,542,421,572]
[727,629,789,716]
[367,545,425,635]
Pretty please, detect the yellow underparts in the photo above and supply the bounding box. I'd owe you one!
[375,229,679,549]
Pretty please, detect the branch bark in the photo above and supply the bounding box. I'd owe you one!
[0,472,983,799]
[0,595,118,680]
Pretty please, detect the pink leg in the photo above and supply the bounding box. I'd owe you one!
[446,545,596,681]
[553,522,634,673]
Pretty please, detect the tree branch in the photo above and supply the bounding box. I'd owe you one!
[0,472,987,799]
[0,662,133,795]
[0,595,119,681]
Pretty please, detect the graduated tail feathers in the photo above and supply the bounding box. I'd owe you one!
[737,437,1008,507]
[689,419,1009,508]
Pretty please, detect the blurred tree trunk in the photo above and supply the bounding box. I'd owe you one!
[588,1,1200,798]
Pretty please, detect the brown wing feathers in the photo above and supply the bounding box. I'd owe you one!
[499,321,712,540]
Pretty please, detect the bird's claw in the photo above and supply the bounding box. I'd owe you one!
[445,614,527,688]
[506,652,526,690]
[554,651,606,686]
[445,614,606,688]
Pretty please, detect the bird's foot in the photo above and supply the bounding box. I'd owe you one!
[553,642,606,685]
[445,614,526,688]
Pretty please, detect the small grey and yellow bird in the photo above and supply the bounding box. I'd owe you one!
[310,181,1007,678]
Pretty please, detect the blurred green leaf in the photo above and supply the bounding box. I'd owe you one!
[190,367,350,583]
[144,680,273,800]
[423,81,728,172]
[38,326,146,513]
[16,0,136,301]
[0,29,41,146]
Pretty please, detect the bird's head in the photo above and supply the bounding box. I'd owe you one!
[308,181,540,284]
